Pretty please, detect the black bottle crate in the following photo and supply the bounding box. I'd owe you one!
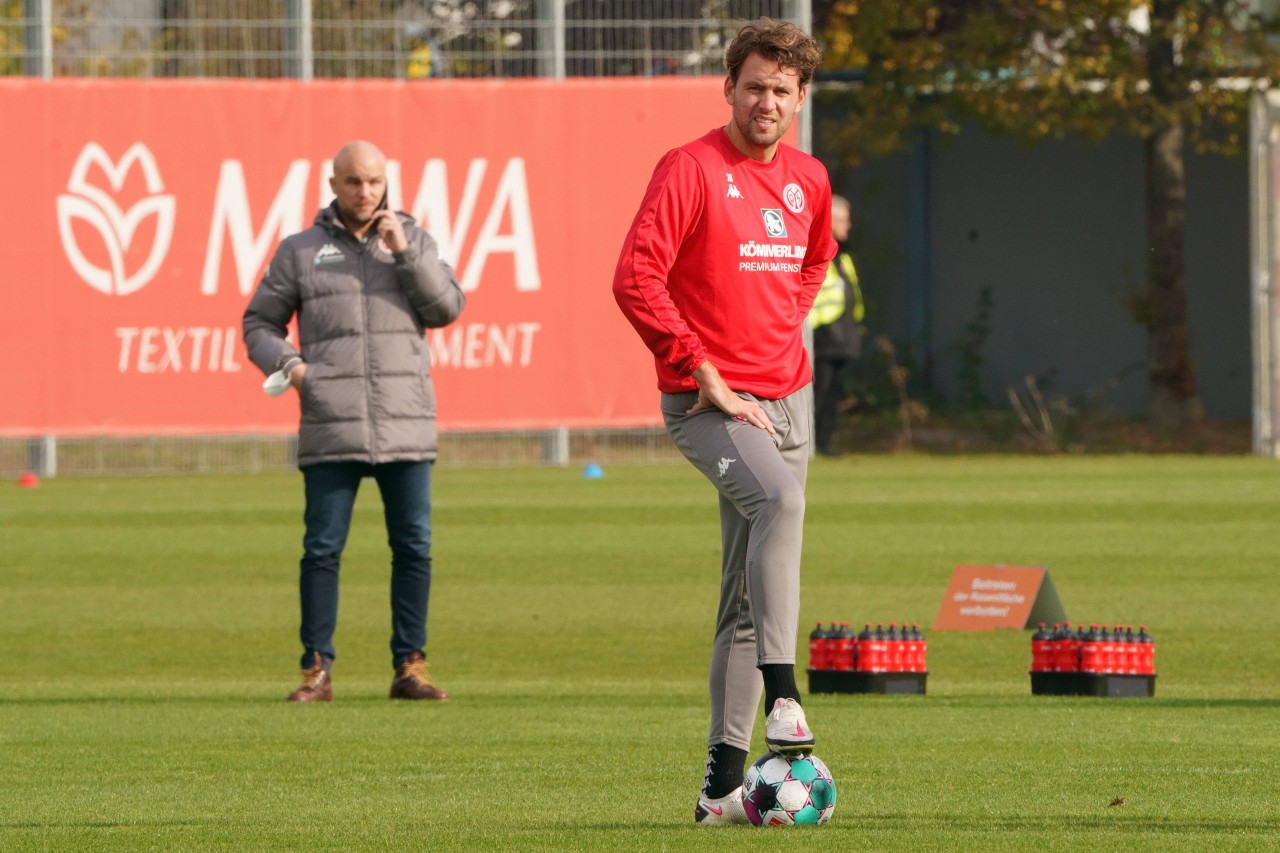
[1030,671,1156,697]
[808,669,928,695]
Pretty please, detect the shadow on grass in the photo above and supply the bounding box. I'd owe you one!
[0,819,210,829]
[1141,697,1280,710]
[854,813,1280,834]
[2,695,1277,712]
[0,694,438,706]
[872,695,1280,711]
[0,696,316,706]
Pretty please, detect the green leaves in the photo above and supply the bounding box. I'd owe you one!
[820,0,1280,161]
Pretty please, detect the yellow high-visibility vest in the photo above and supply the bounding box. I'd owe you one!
[808,252,863,329]
[407,44,436,79]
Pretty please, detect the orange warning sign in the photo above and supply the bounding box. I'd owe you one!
[932,564,1067,631]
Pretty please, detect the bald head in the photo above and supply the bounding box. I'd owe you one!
[330,140,388,235]
[334,140,386,174]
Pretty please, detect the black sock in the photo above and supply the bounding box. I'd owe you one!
[701,743,748,798]
[760,663,801,714]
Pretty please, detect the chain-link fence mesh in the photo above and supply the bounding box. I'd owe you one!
[5,0,799,79]
[0,428,684,477]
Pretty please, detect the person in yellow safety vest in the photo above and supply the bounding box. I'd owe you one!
[406,33,445,79]
[807,194,864,457]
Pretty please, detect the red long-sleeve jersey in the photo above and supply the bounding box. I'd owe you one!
[613,128,836,398]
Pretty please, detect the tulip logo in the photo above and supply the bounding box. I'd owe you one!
[57,142,176,296]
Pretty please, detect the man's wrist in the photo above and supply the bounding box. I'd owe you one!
[690,360,716,385]
[277,355,303,375]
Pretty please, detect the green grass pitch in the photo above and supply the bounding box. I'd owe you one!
[2,455,1278,850]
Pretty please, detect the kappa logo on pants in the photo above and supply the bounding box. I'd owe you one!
[717,457,737,478]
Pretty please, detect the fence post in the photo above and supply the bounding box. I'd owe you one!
[285,0,313,81]
[542,426,569,466]
[22,0,53,78]
[536,0,565,79]
[28,435,57,478]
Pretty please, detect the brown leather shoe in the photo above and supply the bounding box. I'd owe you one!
[286,653,332,702]
[389,651,447,700]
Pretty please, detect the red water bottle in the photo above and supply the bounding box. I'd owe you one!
[1072,624,1087,672]
[808,621,827,670]
[901,622,913,672]
[903,624,917,672]
[1136,625,1155,674]
[867,623,888,673]
[855,623,874,672]
[1053,621,1079,672]
[1079,624,1102,673]
[1098,624,1112,672]
[823,621,841,671]
[1101,625,1119,673]
[911,623,927,672]
[1117,625,1135,674]
[834,621,856,671]
[1031,622,1054,673]
[878,623,892,673]
[886,622,903,672]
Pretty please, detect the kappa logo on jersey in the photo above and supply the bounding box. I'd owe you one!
[762,209,787,238]
[717,457,737,478]
[783,183,805,213]
[726,172,744,199]
[314,243,344,265]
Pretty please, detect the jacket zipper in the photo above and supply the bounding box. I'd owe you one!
[357,241,379,463]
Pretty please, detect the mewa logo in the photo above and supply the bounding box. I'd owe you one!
[56,141,541,298]
[57,142,176,296]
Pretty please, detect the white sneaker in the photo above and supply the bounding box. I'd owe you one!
[765,697,815,755]
[694,786,750,825]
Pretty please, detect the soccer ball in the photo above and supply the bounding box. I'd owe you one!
[742,752,837,826]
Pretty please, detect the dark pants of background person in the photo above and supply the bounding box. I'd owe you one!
[813,356,854,454]
[298,460,433,670]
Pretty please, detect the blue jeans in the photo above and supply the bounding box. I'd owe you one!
[299,460,433,670]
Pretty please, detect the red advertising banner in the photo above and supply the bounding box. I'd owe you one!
[0,77,768,436]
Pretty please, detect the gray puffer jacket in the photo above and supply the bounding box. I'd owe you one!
[242,202,465,467]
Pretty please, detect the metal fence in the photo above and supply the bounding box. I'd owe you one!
[1,428,685,478]
[5,0,802,79]
[3,0,802,476]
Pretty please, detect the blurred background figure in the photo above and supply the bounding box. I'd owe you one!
[807,194,864,457]
[405,26,446,78]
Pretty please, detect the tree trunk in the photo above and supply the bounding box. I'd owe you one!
[1142,121,1204,432]
[1140,0,1204,433]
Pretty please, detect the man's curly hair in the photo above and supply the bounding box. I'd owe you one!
[724,18,822,88]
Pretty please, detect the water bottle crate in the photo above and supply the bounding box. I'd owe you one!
[807,669,928,695]
[808,619,928,674]
[1030,671,1156,698]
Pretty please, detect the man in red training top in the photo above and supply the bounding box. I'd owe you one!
[612,18,836,826]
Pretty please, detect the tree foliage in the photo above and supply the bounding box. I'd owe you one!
[819,0,1280,430]
[1,0,26,76]
[821,0,1280,163]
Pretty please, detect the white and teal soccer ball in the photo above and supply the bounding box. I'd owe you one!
[742,752,837,826]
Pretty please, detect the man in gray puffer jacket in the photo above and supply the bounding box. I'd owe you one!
[243,140,465,703]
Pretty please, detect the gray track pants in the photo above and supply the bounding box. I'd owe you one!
[661,384,812,751]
